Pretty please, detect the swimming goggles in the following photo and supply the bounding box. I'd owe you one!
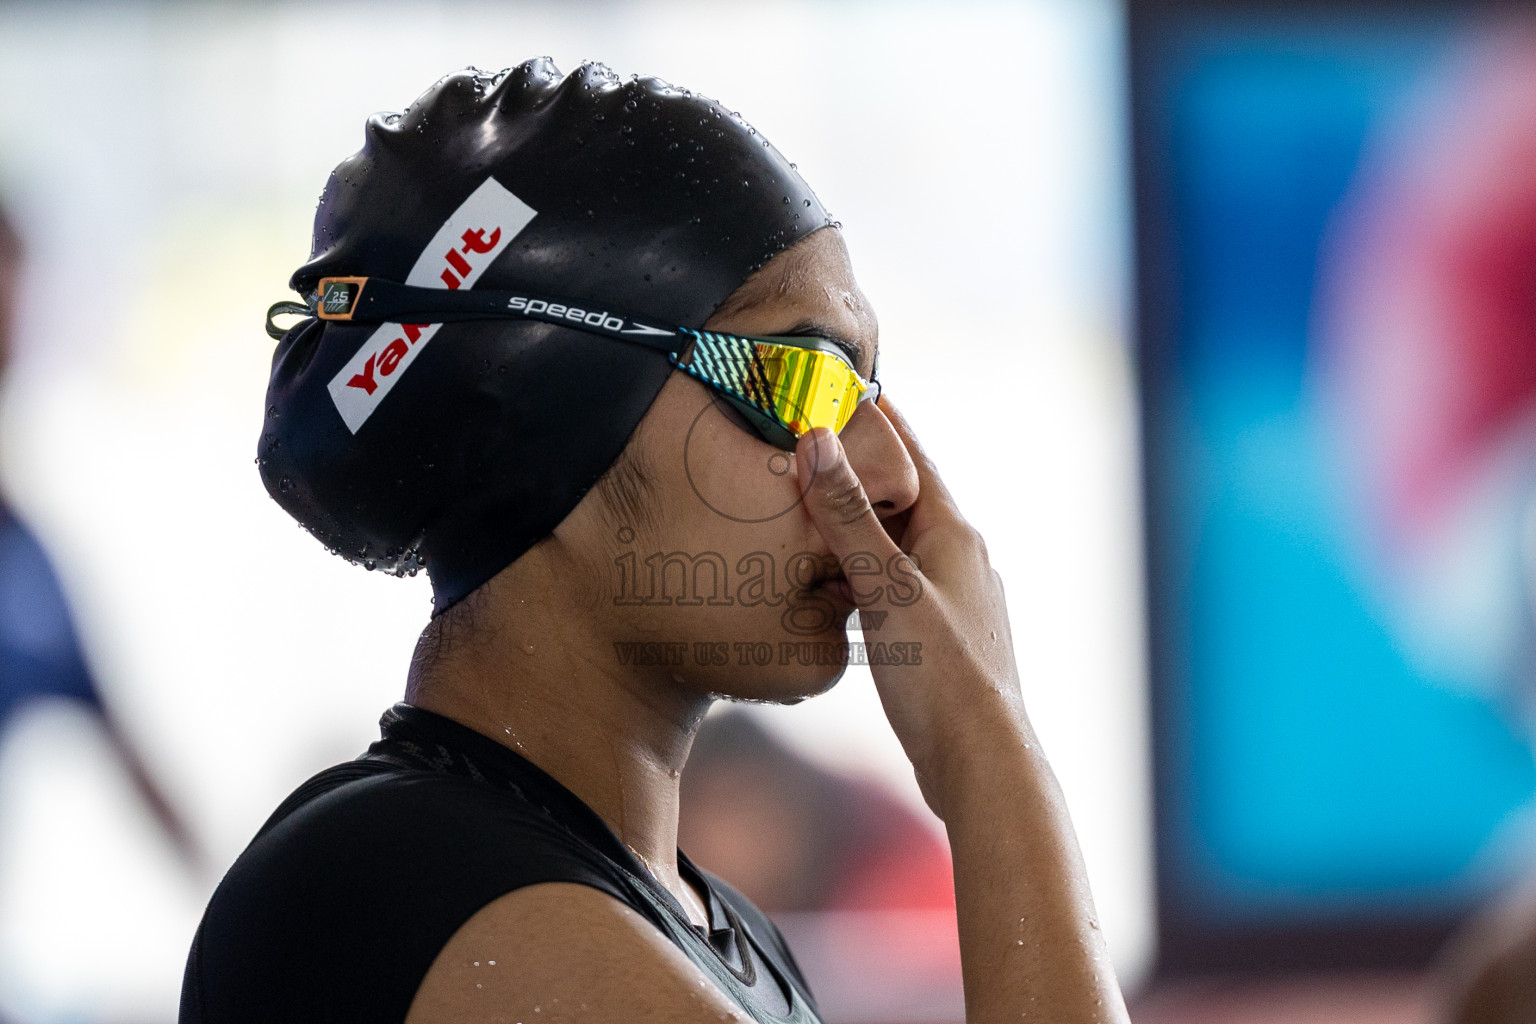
[278,276,880,451]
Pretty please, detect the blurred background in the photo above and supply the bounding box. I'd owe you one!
[1132,3,1536,1021]
[0,0,1529,1022]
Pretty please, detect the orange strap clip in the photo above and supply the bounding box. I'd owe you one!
[315,277,369,321]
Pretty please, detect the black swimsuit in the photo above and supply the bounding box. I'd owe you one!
[180,703,823,1024]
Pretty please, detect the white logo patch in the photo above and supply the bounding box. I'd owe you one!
[327,177,538,433]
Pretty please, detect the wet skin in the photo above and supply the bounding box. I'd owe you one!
[407,226,916,924]
[404,226,1130,1023]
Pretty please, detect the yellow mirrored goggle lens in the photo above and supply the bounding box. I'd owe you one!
[678,329,874,448]
[750,340,867,436]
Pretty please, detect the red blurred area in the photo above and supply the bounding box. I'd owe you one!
[679,710,954,915]
[679,711,962,1023]
[1319,27,1536,545]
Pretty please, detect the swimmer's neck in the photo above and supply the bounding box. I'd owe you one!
[404,540,709,910]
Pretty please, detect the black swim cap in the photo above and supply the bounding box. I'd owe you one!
[258,60,831,615]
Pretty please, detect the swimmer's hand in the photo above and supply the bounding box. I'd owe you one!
[796,402,1130,1024]
[797,404,1022,811]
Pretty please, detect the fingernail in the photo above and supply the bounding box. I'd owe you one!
[809,426,840,469]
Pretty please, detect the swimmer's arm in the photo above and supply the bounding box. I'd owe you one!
[939,718,1125,1024]
[404,882,753,1024]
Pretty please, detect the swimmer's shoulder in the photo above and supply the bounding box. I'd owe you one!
[405,838,818,1023]
[405,882,759,1023]
[182,763,633,1024]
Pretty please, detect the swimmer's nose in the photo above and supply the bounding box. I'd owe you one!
[837,398,919,521]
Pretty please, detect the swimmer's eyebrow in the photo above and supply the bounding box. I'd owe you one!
[778,319,873,377]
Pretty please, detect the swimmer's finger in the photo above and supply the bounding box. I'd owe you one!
[795,426,905,582]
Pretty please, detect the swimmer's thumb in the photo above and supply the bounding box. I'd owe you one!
[795,427,903,577]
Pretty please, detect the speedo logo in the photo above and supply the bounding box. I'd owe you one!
[326,177,538,433]
[505,296,673,338]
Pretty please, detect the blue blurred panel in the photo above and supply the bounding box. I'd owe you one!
[1154,22,1536,922]
[0,504,101,724]
[1173,35,1427,385]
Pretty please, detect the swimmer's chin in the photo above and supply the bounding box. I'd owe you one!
[715,664,845,707]
[782,661,850,705]
[710,633,853,706]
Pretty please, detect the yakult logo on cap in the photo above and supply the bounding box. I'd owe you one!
[327,177,538,433]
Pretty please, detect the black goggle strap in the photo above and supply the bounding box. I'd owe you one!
[295,277,807,418]
[313,276,789,421]
[265,300,316,340]
[268,277,865,430]
[307,276,691,357]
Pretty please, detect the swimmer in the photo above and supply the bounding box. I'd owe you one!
[181,60,1130,1024]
